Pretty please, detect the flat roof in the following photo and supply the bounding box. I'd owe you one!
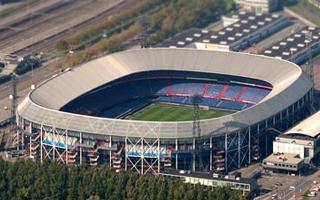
[200,11,286,46]
[160,169,254,185]
[260,26,320,60]
[157,10,287,48]
[264,153,303,165]
[284,110,320,138]
[156,28,211,48]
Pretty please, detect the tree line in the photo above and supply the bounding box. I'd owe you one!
[0,158,247,200]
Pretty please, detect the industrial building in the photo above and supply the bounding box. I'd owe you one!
[156,28,210,48]
[157,11,289,52]
[260,26,320,64]
[195,11,288,51]
[235,0,281,13]
[161,169,257,193]
[17,48,313,175]
[263,111,320,173]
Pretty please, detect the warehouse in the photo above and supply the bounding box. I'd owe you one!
[194,11,289,51]
[260,27,320,64]
[263,111,320,173]
[157,11,289,52]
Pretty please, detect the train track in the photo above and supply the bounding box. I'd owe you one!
[0,0,131,56]
[0,1,89,50]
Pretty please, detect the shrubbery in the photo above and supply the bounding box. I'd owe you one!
[14,56,41,75]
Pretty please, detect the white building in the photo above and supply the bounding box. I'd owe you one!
[263,111,320,172]
[235,0,280,13]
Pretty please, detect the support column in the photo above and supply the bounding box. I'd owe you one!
[109,135,112,168]
[192,137,196,172]
[29,122,32,158]
[80,132,82,165]
[141,138,144,174]
[40,126,43,163]
[158,138,160,174]
[175,139,178,170]
[224,132,228,173]
[265,120,268,156]
[238,131,241,168]
[66,130,68,164]
[210,137,212,171]
[125,136,128,171]
[273,115,276,126]
[286,108,289,129]
[292,104,295,124]
[248,127,251,165]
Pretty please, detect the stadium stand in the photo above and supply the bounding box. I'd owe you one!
[61,72,272,119]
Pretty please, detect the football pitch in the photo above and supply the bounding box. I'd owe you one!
[127,103,233,121]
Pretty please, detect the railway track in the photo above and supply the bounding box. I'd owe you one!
[0,0,94,50]
[0,0,130,56]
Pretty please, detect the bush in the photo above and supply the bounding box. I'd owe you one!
[14,56,41,75]
[0,74,11,84]
[55,40,70,55]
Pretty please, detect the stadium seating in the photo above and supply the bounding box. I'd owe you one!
[61,77,271,118]
[239,87,270,103]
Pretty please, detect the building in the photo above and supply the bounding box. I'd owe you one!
[161,169,257,193]
[16,48,313,175]
[156,28,209,48]
[263,111,320,173]
[260,26,320,64]
[195,11,289,51]
[235,0,281,13]
[157,11,289,52]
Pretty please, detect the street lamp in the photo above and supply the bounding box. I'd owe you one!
[61,50,74,72]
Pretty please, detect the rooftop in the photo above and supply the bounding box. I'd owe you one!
[199,11,285,46]
[160,169,254,185]
[156,28,210,48]
[284,110,320,138]
[264,153,303,165]
[260,26,320,60]
[157,10,286,48]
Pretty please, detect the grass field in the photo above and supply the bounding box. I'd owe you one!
[127,103,233,121]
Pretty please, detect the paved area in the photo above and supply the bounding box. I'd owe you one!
[0,59,58,122]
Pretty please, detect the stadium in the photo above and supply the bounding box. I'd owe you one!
[17,48,313,174]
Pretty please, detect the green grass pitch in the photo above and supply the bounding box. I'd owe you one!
[127,103,233,121]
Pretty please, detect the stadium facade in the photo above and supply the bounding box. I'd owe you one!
[17,48,313,174]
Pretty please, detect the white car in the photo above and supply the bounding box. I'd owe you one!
[289,186,296,191]
[307,191,317,197]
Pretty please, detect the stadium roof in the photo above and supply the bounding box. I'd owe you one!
[284,111,320,138]
[17,48,313,138]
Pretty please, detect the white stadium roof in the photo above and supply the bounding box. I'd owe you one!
[17,48,313,138]
[284,111,320,138]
